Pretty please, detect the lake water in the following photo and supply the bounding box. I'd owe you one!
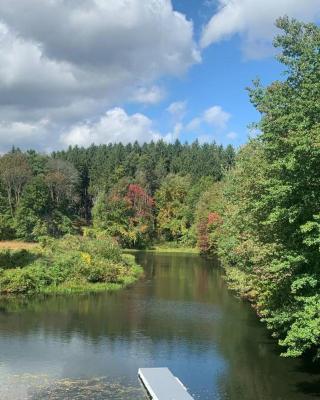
[0,252,319,399]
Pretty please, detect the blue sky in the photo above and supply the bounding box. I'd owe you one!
[127,34,284,147]
[124,0,286,147]
[0,0,319,152]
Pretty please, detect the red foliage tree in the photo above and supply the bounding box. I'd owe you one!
[125,184,154,216]
[197,212,223,254]
[207,212,223,226]
[197,218,209,254]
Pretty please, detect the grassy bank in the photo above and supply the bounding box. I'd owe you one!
[126,244,199,254]
[0,241,39,250]
[0,235,142,295]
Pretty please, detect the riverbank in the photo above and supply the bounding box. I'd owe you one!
[0,236,142,295]
[125,243,199,254]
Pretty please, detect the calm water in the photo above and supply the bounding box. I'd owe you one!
[0,252,319,399]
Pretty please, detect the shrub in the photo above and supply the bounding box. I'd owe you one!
[0,264,49,294]
[0,235,142,295]
[0,249,39,269]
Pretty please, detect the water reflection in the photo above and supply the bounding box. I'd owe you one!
[1,374,144,400]
[0,252,319,399]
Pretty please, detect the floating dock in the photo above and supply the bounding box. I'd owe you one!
[138,367,194,400]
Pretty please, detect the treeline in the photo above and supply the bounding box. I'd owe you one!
[0,141,235,245]
[198,18,320,360]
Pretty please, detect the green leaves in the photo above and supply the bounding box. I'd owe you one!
[215,18,320,359]
[291,275,318,295]
[155,174,192,243]
[279,295,320,358]
[301,215,320,249]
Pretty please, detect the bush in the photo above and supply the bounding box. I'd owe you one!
[0,264,49,294]
[0,235,142,295]
[0,249,39,269]
[79,260,125,284]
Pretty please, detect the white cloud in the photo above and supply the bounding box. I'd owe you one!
[0,0,200,151]
[0,23,79,107]
[167,101,187,121]
[60,108,160,147]
[186,117,202,131]
[226,131,238,140]
[201,0,320,58]
[60,107,181,148]
[0,119,50,153]
[0,0,201,75]
[163,122,183,143]
[130,86,166,105]
[203,106,230,128]
[187,105,231,131]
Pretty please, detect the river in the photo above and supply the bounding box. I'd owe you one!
[0,252,319,399]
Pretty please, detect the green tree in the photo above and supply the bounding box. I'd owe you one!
[15,177,74,241]
[217,17,320,359]
[44,159,79,207]
[0,152,32,217]
[195,181,223,254]
[15,177,52,241]
[0,182,15,240]
[93,180,155,248]
[155,174,192,241]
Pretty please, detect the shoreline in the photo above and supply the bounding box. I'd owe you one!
[0,238,143,297]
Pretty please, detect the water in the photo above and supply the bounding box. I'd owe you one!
[0,252,319,399]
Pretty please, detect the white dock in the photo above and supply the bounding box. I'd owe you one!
[138,367,194,400]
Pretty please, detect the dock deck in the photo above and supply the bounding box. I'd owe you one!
[138,367,194,400]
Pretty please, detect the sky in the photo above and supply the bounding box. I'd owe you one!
[0,0,319,153]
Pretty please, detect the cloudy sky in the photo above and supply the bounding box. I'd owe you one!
[0,0,319,152]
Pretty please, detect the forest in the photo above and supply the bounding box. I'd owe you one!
[0,141,235,245]
[0,17,319,360]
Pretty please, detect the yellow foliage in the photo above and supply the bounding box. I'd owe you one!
[80,252,92,265]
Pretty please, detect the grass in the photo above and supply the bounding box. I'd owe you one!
[148,246,199,254]
[125,244,199,254]
[0,241,39,250]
